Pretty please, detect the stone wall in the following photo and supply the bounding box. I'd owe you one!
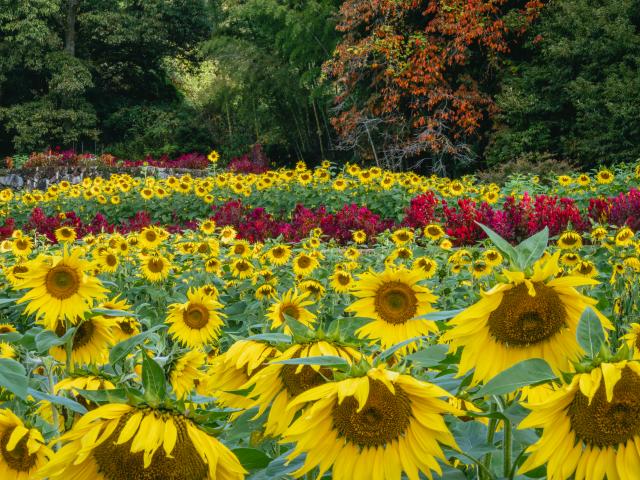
[0,166,210,191]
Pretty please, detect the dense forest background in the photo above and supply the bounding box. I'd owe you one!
[1,0,639,173]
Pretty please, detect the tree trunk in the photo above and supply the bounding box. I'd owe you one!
[65,0,80,56]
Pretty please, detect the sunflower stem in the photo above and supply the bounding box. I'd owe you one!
[65,319,74,375]
[46,360,62,451]
[503,416,512,477]
[482,402,498,479]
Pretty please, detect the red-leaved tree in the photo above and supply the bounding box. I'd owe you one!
[326,0,546,172]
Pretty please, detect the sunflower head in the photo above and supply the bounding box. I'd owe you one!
[0,409,51,477]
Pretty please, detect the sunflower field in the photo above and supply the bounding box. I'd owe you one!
[1,160,640,480]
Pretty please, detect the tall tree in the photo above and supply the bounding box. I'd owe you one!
[487,0,640,167]
[326,0,546,173]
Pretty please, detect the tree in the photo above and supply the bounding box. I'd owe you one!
[487,0,640,167]
[198,0,341,161]
[0,0,211,156]
[326,0,546,173]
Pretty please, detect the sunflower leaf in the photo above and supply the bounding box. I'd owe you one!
[272,355,350,370]
[35,327,76,354]
[142,354,166,406]
[109,324,167,365]
[576,307,605,358]
[0,358,28,399]
[91,308,137,318]
[416,310,464,321]
[0,298,19,305]
[405,344,449,367]
[76,388,129,404]
[245,333,292,344]
[232,448,272,470]
[375,335,430,364]
[476,222,519,267]
[515,227,549,269]
[27,388,88,414]
[477,359,556,396]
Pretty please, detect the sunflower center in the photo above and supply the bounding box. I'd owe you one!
[332,379,411,447]
[280,305,300,322]
[374,282,418,325]
[105,254,117,267]
[15,239,29,250]
[45,265,80,300]
[568,367,640,447]
[145,231,157,242]
[147,259,165,273]
[487,282,567,346]
[337,274,351,286]
[73,320,96,349]
[13,266,28,275]
[93,413,207,480]
[235,261,250,272]
[297,256,311,269]
[280,365,331,397]
[183,304,210,329]
[0,427,38,472]
[117,320,135,335]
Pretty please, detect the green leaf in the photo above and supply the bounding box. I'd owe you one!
[0,358,28,399]
[35,328,76,354]
[232,448,271,470]
[91,308,136,317]
[478,359,556,396]
[109,324,167,365]
[0,332,22,343]
[142,354,166,406]
[375,336,430,364]
[27,388,88,414]
[272,355,349,370]
[515,227,549,269]
[0,298,19,306]
[245,333,291,343]
[76,388,129,404]
[476,222,518,266]
[405,344,449,368]
[416,310,464,321]
[283,314,314,338]
[577,307,605,358]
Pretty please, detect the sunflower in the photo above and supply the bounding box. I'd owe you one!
[229,240,251,258]
[351,230,367,244]
[50,316,115,366]
[166,289,224,348]
[202,340,278,415]
[0,409,51,479]
[557,231,582,250]
[139,253,172,282]
[292,253,319,277]
[170,350,206,399]
[36,403,246,480]
[15,248,107,329]
[558,175,573,186]
[11,236,33,257]
[412,257,438,278]
[590,226,609,242]
[572,260,599,278]
[519,361,640,480]
[138,227,165,250]
[330,271,354,293]
[244,340,361,437]
[0,343,15,359]
[267,289,316,333]
[346,267,438,350]
[54,226,77,244]
[560,252,581,267]
[596,169,615,184]
[471,261,492,278]
[615,226,635,247]
[577,173,591,186]
[255,284,277,300]
[219,226,237,244]
[390,228,414,246]
[199,219,216,235]
[5,263,31,287]
[483,249,503,267]
[440,252,612,385]
[265,244,291,266]
[97,297,139,343]
[230,258,254,279]
[96,250,119,273]
[423,224,446,241]
[622,323,640,358]
[54,375,116,408]
[281,366,458,480]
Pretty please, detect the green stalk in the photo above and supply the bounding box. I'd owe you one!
[503,417,512,478]
[46,361,61,451]
[482,402,498,480]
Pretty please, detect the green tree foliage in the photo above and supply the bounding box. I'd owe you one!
[200,0,341,161]
[487,0,640,167]
[0,0,211,156]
